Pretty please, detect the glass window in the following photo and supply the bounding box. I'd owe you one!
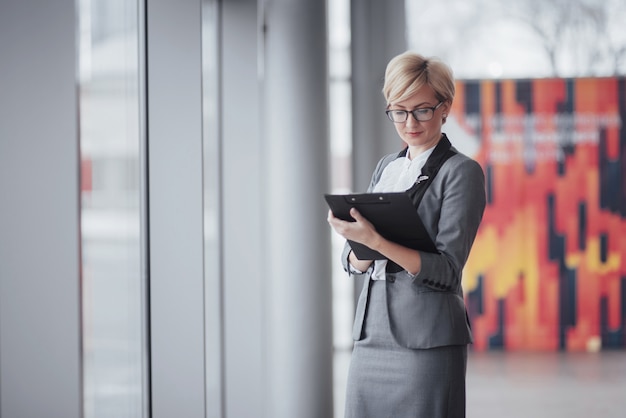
[78,0,148,416]
[407,0,626,79]
[328,1,354,417]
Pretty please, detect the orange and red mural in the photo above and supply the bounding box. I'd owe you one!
[455,78,626,351]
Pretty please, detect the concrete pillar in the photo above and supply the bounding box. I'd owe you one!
[147,0,206,417]
[349,0,406,301]
[351,0,407,192]
[263,1,334,417]
[219,0,266,416]
[0,1,82,417]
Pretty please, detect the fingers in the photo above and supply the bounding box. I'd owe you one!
[350,208,372,229]
[328,208,357,224]
[328,208,365,227]
[327,210,344,232]
[328,207,369,237]
[349,207,362,221]
[327,208,352,236]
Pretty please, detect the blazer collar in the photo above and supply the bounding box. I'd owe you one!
[396,133,453,178]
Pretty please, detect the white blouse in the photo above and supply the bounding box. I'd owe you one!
[368,146,435,280]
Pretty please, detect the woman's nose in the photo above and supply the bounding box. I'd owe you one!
[406,114,420,126]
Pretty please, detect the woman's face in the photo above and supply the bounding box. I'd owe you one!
[388,85,449,155]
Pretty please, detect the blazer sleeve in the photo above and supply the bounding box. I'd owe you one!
[415,157,486,291]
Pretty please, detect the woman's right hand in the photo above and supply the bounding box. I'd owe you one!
[327,209,375,270]
[327,208,379,247]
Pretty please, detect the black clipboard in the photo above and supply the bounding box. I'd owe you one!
[325,192,438,260]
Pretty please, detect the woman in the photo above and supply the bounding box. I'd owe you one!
[328,51,486,417]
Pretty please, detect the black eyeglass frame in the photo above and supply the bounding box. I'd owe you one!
[385,101,444,123]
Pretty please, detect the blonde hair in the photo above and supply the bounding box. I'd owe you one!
[382,51,455,108]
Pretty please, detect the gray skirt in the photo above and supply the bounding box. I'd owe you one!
[344,280,467,418]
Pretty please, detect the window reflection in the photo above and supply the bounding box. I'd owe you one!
[78,0,147,417]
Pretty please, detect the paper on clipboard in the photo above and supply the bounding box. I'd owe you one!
[324,192,438,260]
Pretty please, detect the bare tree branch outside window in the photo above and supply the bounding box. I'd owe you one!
[407,0,626,79]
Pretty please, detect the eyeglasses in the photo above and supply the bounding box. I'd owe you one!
[385,102,444,123]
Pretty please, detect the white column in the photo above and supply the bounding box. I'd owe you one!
[351,0,407,191]
[219,0,266,416]
[263,1,334,417]
[0,1,82,417]
[147,0,206,417]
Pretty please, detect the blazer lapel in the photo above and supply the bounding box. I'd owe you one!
[406,134,456,209]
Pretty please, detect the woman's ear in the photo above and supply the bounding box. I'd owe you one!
[442,101,452,124]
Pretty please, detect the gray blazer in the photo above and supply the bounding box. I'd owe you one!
[342,143,486,349]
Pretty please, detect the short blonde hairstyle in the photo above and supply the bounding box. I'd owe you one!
[382,51,455,107]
